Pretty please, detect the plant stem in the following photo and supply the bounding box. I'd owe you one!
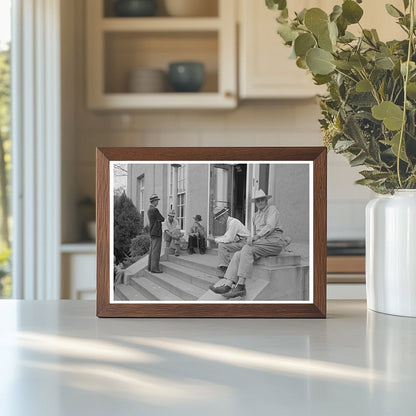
[397,0,415,188]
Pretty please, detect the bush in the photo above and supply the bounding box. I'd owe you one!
[114,192,142,263]
[129,234,150,258]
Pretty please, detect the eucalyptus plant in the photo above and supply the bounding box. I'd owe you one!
[266,0,416,193]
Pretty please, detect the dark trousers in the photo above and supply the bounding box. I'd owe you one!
[188,235,206,254]
[148,236,162,271]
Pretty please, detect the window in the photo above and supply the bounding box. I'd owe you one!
[0,0,11,298]
[137,175,145,224]
[169,164,186,229]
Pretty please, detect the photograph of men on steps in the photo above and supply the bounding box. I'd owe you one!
[112,162,312,303]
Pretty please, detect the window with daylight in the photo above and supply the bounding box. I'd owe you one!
[177,165,186,229]
[137,174,145,225]
[0,0,11,299]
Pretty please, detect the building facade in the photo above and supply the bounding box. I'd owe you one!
[126,162,309,243]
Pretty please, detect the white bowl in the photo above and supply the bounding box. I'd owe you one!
[164,0,217,17]
[128,68,167,93]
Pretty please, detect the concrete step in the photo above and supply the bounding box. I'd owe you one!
[165,253,218,275]
[199,278,269,302]
[160,261,219,290]
[130,276,183,301]
[256,253,301,267]
[142,271,205,300]
[114,284,150,301]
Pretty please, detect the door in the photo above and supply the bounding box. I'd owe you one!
[209,164,247,236]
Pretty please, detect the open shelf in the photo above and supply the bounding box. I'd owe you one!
[86,0,236,109]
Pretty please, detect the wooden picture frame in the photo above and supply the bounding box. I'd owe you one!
[96,147,327,318]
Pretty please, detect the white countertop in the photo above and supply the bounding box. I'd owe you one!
[0,300,415,415]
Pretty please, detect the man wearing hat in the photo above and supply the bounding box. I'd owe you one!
[210,189,290,298]
[147,194,165,273]
[164,209,181,257]
[188,214,206,254]
[207,206,250,276]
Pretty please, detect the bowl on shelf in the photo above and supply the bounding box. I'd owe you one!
[128,68,167,93]
[168,61,205,92]
[114,0,158,17]
[164,0,217,17]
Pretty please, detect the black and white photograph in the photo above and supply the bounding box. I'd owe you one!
[110,161,313,303]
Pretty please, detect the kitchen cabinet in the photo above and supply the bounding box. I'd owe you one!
[239,0,325,99]
[61,244,96,300]
[86,0,237,109]
[238,0,404,99]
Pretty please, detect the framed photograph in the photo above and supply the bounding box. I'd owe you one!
[96,147,327,318]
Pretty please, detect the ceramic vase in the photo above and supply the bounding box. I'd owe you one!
[366,190,416,317]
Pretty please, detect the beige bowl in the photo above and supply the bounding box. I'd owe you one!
[128,68,167,93]
[164,0,218,17]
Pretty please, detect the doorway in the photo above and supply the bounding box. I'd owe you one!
[209,164,247,237]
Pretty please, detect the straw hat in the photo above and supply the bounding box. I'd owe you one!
[149,194,160,202]
[251,189,272,202]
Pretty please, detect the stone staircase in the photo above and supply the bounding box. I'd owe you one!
[115,249,309,302]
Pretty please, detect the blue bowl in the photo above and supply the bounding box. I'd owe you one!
[114,0,157,17]
[168,62,205,93]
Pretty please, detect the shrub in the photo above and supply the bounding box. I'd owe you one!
[129,234,150,258]
[113,192,142,263]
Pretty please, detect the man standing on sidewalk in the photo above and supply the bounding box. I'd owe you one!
[147,194,165,273]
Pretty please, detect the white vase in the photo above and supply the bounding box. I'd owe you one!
[366,190,416,317]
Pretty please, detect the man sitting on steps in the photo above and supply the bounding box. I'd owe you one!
[210,189,291,299]
[207,206,250,277]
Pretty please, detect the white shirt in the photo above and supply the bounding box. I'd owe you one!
[215,217,250,244]
[253,204,281,237]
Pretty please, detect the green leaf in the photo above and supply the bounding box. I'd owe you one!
[266,0,287,11]
[318,27,334,52]
[403,0,410,10]
[342,0,364,24]
[313,74,332,85]
[333,60,352,70]
[296,57,308,69]
[372,101,404,131]
[304,8,329,35]
[356,79,372,92]
[375,55,395,70]
[306,48,336,75]
[382,132,409,162]
[294,33,316,58]
[296,8,307,23]
[385,4,404,18]
[330,5,343,22]
[350,152,368,167]
[371,29,380,43]
[407,82,416,99]
[350,54,368,70]
[277,23,299,43]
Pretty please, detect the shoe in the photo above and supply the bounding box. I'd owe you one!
[150,270,163,274]
[175,253,180,257]
[223,284,246,298]
[209,283,232,294]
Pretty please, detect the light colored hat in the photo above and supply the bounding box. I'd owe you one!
[251,189,272,202]
[168,209,175,216]
[213,206,229,219]
[150,193,160,202]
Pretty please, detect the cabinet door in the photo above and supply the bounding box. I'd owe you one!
[239,0,326,99]
[239,0,404,99]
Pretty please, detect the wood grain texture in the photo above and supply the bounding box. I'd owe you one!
[327,256,365,274]
[96,147,327,318]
